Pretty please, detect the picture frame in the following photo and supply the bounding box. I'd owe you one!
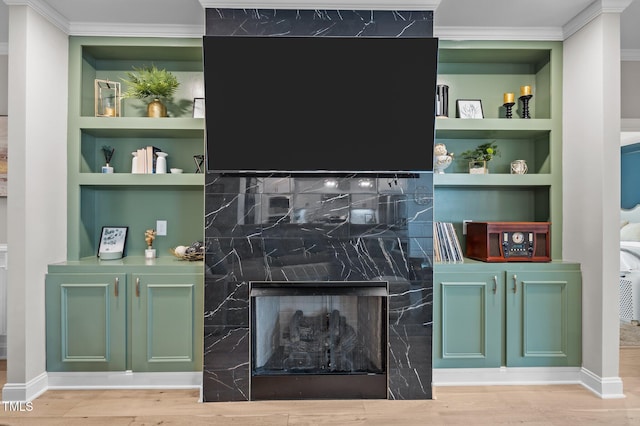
[98,226,128,260]
[193,97,205,118]
[456,99,484,119]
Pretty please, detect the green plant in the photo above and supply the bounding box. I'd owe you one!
[121,65,180,100]
[459,142,500,162]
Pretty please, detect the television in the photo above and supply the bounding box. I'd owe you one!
[203,36,438,174]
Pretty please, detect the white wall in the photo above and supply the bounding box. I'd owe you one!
[563,12,623,397]
[2,5,68,401]
[622,61,640,119]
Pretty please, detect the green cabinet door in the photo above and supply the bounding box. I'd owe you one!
[505,269,582,367]
[130,273,203,372]
[46,273,127,371]
[433,271,504,368]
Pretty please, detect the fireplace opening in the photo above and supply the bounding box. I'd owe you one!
[250,282,388,400]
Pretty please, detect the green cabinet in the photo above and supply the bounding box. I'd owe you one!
[433,262,581,369]
[46,260,203,372]
[432,40,581,371]
[46,272,127,371]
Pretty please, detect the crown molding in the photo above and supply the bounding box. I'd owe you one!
[199,0,440,10]
[563,0,634,40]
[68,22,204,38]
[622,49,640,61]
[4,0,70,34]
[0,43,7,55]
[434,26,563,41]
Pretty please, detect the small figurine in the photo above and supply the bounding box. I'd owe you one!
[145,229,156,249]
[144,229,157,259]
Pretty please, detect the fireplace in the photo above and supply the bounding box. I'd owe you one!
[250,282,388,400]
[202,8,435,402]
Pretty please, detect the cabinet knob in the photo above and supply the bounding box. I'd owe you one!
[513,274,518,293]
[493,275,498,294]
[136,277,140,297]
[114,277,119,297]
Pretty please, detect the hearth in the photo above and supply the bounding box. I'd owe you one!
[250,282,388,400]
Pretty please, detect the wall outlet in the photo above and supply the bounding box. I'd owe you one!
[156,220,167,236]
[463,220,472,235]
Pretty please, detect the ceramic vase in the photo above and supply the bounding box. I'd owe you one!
[147,98,167,118]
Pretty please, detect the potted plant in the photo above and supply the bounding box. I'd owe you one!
[121,65,180,117]
[459,142,500,174]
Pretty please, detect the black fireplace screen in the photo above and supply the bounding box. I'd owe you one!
[250,283,387,377]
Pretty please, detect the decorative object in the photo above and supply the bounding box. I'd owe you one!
[459,142,500,174]
[519,85,533,119]
[121,65,180,118]
[170,241,205,261]
[503,92,515,118]
[94,79,121,117]
[97,226,128,260]
[436,84,449,117]
[131,151,138,173]
[469,160,488,174]
[170,168,183,174]
[433,143,454,174]
[457,99,483,119]
[511,159,528,174]
[144,228,157,259]
[156,152,168,174]
[194,154,204,173]
[193,98,205,118]
[101,145,115,173]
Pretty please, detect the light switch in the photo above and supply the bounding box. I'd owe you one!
[156,220,167,236]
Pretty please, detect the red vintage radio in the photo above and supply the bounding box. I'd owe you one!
[465,221,551,262]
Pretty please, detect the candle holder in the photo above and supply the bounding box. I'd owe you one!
[519,94,533,119]
[503,102,515,119]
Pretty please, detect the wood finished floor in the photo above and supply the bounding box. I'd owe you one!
[1,351,640,425]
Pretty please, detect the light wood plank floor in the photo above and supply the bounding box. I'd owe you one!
[1,351,640,425]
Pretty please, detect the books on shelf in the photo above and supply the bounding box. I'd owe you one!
[434,221,464,263]
[133,146,162,174]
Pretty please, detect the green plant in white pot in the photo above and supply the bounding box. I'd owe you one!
[121,65,180,117]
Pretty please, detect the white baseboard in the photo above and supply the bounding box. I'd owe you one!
[2,371,48,403]
[47,371,202,390]
[579,367,625,399]
[433,366,626,399]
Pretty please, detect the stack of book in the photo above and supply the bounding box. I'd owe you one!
[133,146,162,174]
[434,221,464,263]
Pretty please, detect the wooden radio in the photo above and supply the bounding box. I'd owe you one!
[466,221,551,262]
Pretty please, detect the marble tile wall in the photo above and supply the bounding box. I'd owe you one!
[203,9,434,402]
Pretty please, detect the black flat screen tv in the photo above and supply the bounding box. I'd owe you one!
[203,36,438,174]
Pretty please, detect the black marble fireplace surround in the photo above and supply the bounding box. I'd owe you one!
[203,9,434,402]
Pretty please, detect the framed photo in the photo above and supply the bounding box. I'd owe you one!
[98,226,128,259]
[457,99,484,119]
[193,98,205,118]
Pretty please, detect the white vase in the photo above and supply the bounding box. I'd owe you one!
[156,152,167,174]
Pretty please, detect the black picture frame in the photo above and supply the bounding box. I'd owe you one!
[97,226,128,259]
[457,99,484,119]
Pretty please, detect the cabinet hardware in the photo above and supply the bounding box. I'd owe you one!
[115,277,119,297]
[493,275,498,294]
[513,274,518,293]
[136,277,140,297]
